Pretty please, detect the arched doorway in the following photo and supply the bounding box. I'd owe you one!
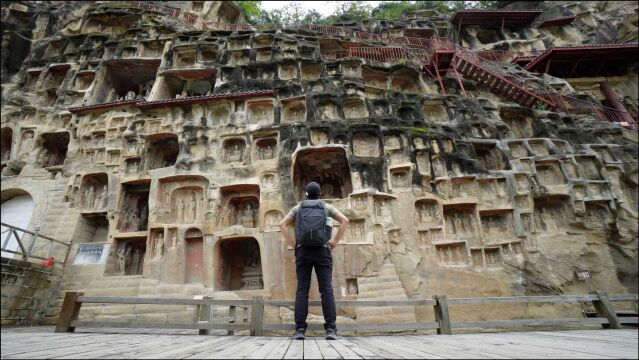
[1,189,34,258]
[185,228,203,284]
[214,237,263,290]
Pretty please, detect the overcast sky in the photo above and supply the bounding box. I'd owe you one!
[260,1,383,16]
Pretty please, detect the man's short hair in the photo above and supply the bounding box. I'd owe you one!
[305,182,321,200]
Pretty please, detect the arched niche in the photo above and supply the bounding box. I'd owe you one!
[157,175,209,224]
[292,147,353,201]
[184,227,204,284]
[217,184,260,229]
[214,237,263,291]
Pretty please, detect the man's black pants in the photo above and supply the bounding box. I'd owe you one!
[294,246,337,331]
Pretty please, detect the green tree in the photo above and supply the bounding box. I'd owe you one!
[325,1,374,23]
[237,1,262,24]
[371,1,450,19]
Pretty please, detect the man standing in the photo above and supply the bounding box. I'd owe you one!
[279,182,350,340]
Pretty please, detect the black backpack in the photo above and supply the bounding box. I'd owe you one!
[294,200,332,247]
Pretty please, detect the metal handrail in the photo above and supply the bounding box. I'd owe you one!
[1,222,70,265]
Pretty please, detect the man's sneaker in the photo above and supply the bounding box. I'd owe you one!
[292,328,305,340]
[325,328,340,340]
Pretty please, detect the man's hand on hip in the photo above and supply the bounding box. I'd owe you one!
[328,239,337,249]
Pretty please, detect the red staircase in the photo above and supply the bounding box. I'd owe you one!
[452,48,555,108]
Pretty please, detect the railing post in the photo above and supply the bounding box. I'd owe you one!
[26,226,40,259]
[433,295,452,335]
[250,296,264,336]
[227,305,237,335]
[590,291,621,329]
[55,291,84,333]
[13,230,28,260]
[197,296,212,335]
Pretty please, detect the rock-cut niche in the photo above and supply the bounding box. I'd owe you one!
[215,237,263,291]
[293,147,353,201]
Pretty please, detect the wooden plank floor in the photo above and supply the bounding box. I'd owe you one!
[1,327,637,359]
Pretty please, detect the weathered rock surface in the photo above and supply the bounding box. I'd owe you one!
[1,1,637,328]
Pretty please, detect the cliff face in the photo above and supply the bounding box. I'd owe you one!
[1,1,637,327]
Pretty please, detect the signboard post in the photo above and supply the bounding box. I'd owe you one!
[576,270,592,292]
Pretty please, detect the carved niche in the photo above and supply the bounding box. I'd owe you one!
[435,242,467,265]
[261,173,278,191]
[264,210,283,232]
[281,97,306,124]
[414,199,442,228]
[443,204,478,244]
[480,210,515,243]
[247,100,274,125]
[171,188,204,224]
[352,132,380,157]
[18,129,35,156]
[223,138,246,163]
[255,137,277,161]
[80,173,108,211]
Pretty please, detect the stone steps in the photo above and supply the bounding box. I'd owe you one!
[358,281,406,292]
[357,289,408,300]
[357,275,401,285]
[355,259,416,323]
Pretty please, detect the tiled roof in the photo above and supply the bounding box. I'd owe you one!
[137,90,274,109]
[524,43,639,71]
[69,90,274,113]
[69,99,138,113]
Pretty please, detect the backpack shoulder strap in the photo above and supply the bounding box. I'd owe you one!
[301,200,322,208]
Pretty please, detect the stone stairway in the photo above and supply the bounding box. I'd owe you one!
[38,176,79,259]
[355,259,416,324]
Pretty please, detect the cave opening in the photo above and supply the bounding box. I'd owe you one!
[293,147,352,201]
[215,237,263,291]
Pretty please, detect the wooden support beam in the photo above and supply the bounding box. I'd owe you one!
[228,305,237,335]
[591,291,622,329]
[197,296,212,335]
[433,295,452,335]
[55,292,84,333]
[250,296,264,336]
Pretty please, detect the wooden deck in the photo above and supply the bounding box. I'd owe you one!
[1,327,637,359]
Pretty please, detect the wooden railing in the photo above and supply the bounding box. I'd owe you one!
[56,292,638,335]
[1,222,71,265]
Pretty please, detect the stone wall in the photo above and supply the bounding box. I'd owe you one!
[1,257,64,326]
